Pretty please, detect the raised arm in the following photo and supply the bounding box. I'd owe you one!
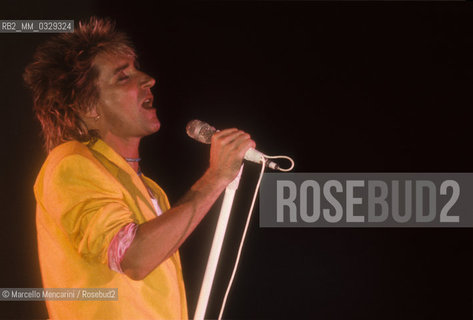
[120,128,255,280]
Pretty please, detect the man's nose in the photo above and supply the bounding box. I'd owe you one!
[141,72,156,89]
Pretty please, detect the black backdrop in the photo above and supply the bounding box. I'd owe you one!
[1,1,472,319]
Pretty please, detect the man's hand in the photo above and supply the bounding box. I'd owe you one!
[121,128,255,280]
[207,128,256,185]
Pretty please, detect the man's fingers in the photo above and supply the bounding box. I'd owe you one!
[210,127,256,158]
[228,132,254,151]
[207,127,257,183]
[212,129,251,147]
[211,128,238,143]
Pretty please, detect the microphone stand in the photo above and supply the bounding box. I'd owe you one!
[194,165,244,320]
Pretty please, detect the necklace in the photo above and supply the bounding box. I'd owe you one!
[125,157,142,175]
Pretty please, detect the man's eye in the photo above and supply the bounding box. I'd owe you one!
[118,75,129,81]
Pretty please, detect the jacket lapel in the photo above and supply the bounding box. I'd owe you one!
[88,139,157,221]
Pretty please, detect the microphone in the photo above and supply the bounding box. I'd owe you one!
[186,119,279,170]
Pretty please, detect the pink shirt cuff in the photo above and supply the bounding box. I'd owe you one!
[108,223,138,273]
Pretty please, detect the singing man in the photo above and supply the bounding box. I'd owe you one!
[24,17,255,319]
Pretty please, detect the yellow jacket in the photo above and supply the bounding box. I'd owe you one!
[34,139,187,319]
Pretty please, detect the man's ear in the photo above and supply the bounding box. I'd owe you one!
[79,106,102,127]
[83,106,99,119]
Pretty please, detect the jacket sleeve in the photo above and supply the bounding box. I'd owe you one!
[36,153,136,265]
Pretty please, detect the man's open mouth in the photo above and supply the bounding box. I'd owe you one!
[142,97,154,109]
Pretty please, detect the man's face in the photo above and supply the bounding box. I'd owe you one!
[93,52,160,140]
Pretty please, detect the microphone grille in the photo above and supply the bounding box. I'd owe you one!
[186,120,216,144]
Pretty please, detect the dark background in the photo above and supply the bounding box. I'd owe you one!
[1,1,472,319]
